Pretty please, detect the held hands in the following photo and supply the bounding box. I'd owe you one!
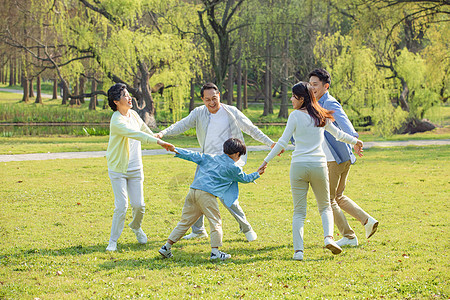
[270,143,284,156]
[257,161,268,175]
[157,139,176,152]
[354,140,364,157]
[153,132,164,139]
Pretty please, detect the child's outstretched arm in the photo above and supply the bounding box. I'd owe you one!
[157,140,175,152]
[230,166,260,184]
[174,147,205,165]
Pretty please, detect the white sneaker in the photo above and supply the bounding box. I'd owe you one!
[324,237,342,255]
[336,236,359,247]
[106,241,117,251]
[131,228,147,244]
[182,231,208,240]
[244,230,257,242]
[293,251,303,261]
[158,245,173,258]
[210,251,231,261]
[365,217,379,239]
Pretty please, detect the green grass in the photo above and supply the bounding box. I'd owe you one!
[0,146,449,298]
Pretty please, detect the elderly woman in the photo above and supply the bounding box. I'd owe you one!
[105,83,174,251]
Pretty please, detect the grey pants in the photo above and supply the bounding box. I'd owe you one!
[191,197,252,234]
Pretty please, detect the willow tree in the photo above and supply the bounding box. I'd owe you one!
[196,0,245,92]
[44,0,201,126]
[331,0,449,133]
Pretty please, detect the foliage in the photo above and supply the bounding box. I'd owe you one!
[0,147,449,298]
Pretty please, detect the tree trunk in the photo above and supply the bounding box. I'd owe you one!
[29,78,34,98]
[243,66,248,110]
[0,63,3,83]
[35,75,42,104]
[399,79,410,112]
[9,59,14,86]
[278,37,289,119]
[227,56,234,105]
[62,81,69,105]
[268,67,273,114]
[14,59,18,86]
[21,75,29,103]
[132,61,156,128]
[263,31,273,116]
[89,80,97,110]
[70,81,80,106]
[52,78,58,99]
[189,78,195,112]
[236,46,242,111]
[79,77,85,104]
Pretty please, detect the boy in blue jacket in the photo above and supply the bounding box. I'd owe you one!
[159,138,266,260]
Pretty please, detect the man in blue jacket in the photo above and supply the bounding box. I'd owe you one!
[308,68,378,247]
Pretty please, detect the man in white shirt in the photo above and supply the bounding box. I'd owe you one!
[155,83,276,241]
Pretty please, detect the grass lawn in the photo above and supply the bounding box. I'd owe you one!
[0,146,449,298]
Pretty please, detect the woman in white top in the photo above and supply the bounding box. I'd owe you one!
[259,82,363,261]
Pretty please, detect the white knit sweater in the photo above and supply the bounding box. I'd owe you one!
[265,110,357,164]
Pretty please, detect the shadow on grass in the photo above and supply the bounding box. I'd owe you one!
[96,243,329,271]
[2,241,163,259]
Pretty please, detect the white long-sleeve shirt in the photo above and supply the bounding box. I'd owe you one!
[264,110,357,164]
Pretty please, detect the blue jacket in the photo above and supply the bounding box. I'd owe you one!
[318,92,359,164]
[174,148,260,207]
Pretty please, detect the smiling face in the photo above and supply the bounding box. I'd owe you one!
[114,89,133,112]
[309,75,329,100]
[290,94,304,110]
[202,88,221,114]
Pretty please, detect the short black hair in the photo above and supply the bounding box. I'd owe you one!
[308,68,331,86]
[223,138,246,157]
[200,82,219,98]
[107,83,127,111]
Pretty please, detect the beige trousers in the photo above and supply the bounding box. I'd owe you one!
[168,188,223,247]
[328,161,370,239]
[290,162,334,251]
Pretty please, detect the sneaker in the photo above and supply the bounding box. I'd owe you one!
[324,237,342,255]
[293,251,303,261]
[131,228,147,244]
[106,241,117,251]
[365,217,379,239]
[182,231,208,240]
[336,236,359,247]
[210,251,231,261]
[158,245,173,258]
[244,230,257,242]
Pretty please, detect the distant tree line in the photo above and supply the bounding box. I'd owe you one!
[0,0,448,134]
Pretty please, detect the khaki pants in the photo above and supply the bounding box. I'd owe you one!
[290,162,334,251]
[328,161,369,239]
[169,189,223,247]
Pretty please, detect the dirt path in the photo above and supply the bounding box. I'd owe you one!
[1,140,448,162]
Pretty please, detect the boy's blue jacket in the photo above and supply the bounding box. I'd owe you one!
[174,148,260,207]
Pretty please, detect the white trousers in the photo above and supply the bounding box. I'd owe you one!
[108,169,145,243]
